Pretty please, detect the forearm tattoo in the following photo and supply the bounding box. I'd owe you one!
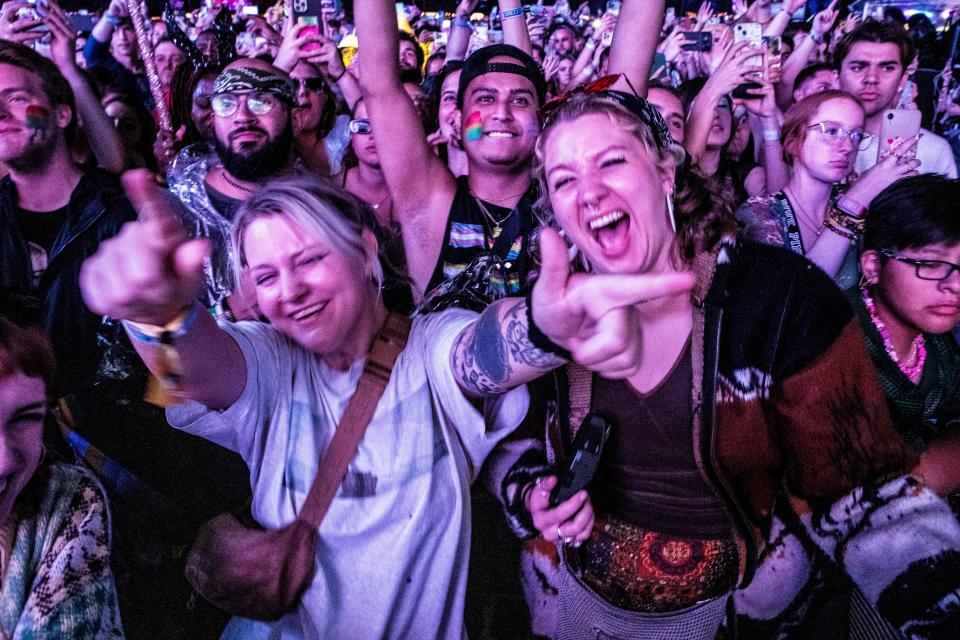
[453,300,565,397]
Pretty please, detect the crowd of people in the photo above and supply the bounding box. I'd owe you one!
[1,0,960,638]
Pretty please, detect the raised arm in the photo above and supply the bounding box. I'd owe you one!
[776,1,837,110]
[355,0,456,296]
[762,0,803,37]
[499,0,532,56]
[445,0,478,62]
[685,40,758,165]
[606,0,664,96]
[79,171,246,409]
[45,2,126,174]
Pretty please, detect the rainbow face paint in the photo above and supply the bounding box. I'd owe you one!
[24,104,49,142]
[464,111,483,142]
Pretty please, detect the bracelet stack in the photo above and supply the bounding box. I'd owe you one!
[825,205,866,243]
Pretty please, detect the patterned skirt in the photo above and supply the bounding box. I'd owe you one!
[577,512,740,613]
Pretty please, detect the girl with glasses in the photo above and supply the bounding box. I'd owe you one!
[736,90,919,287]
[855,175,960,475]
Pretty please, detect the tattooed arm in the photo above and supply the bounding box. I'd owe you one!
[451,298,565,398]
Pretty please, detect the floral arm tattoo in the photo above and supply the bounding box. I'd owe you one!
[452,298,566,397]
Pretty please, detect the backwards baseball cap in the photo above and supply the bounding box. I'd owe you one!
[457,44,546,110]
[213,65,295,104]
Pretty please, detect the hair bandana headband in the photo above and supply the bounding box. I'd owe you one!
[214,67,295,103]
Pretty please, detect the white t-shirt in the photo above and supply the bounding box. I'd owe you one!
[855,127,958,178]
[167,310,529,640]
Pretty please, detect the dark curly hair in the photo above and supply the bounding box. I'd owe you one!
[533,93,736,268]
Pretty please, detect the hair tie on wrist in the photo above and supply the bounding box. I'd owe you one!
[524,291,571,360]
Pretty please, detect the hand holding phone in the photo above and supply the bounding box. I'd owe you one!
[549,413,611,507]
[878,109,921,163]
[681,31,712,52]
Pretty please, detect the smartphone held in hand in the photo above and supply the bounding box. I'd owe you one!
[550,413,612,508]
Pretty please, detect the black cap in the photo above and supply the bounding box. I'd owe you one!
[457,44,546,109]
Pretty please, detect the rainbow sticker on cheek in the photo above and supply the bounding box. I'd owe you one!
[464,111,483,142]
[24,104,50,142]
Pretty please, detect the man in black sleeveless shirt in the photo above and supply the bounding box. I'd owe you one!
[355,0,545,306]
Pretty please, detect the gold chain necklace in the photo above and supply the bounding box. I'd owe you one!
[473,194,514,239]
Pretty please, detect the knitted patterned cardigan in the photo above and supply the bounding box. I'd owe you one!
[487,239,960,638]
[0,464,123,639]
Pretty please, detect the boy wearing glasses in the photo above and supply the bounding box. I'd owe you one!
[855,174,960,472]
[167,58,300,317]
[836,20,957,179]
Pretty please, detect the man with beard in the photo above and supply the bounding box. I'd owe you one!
[356,0,663,309]
[168,58,298,317]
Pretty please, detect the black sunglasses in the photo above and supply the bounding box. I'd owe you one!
[291,77,327,93]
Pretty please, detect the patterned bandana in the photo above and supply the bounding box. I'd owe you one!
[213,66,295,104]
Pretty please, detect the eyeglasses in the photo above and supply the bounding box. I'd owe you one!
[880,250,960,281]
[211,91,280,117]
[291,77,326,93]
[807,121,872,150]
[349,119,372,135]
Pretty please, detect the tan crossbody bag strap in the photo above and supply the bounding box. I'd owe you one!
[298,313,412,529]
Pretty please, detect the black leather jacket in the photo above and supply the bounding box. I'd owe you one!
[0,169,136,397]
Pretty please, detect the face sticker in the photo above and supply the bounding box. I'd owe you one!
[24,104,50,142]
[464,111,483,142]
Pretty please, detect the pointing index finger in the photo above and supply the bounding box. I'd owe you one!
[572,271,696,320]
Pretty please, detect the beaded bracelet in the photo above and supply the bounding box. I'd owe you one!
[825,207,862,242]
[502,6,526,19]
[524,291,571,360]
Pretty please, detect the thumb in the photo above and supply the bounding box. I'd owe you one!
[170,238,209,289]
[535,227,572,299]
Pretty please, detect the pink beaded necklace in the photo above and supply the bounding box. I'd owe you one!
[861,286,926,383]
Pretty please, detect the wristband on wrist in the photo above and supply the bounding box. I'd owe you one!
[809,30,824,44]
[762,129,780,142]
[123,302,200,345]
[835,193,867,219]
[524,291,571,361]
[453,15,471,28]
[104,12,122,25]
[502,6,526,19]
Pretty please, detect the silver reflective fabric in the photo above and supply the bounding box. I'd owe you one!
[167,143,237,309]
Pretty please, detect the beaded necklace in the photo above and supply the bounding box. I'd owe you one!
[861,286,927,383]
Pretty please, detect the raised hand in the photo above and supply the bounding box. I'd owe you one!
[705,39,763,96]
[694,0,713,32]
[847,135,921,205]
[811,0,838,39]
[42,1,78,74]
[530,228,695,380]
[0,1,44,44]
[80,170,209,326]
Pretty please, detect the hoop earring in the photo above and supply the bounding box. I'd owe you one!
[666,193,677,233]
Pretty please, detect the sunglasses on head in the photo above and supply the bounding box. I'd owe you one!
[349,119,372,135]
[291,77,326,93]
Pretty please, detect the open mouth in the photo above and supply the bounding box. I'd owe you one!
[290,301,327,322]
[485,131,516,139]
[588,210,631,255]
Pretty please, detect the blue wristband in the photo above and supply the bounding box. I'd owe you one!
[502,6,526,19]
[123,302,201,345]
[104,12,122,25]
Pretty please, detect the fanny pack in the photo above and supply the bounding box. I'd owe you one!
[184,314,411,621]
